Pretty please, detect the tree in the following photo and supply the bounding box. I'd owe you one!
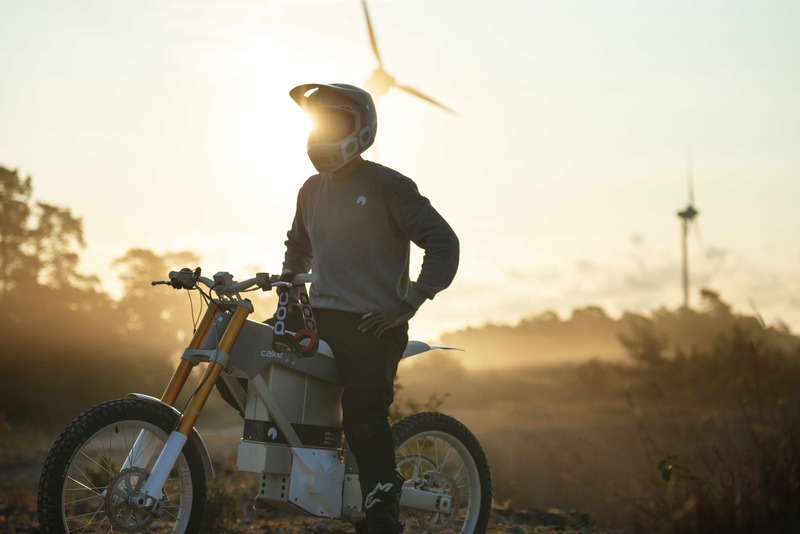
[0,166,34,295]
[618,314,668,366]
[32,202,96,290]
[699,287,733,318]
[113,248,200,342]
[0,165,94,297]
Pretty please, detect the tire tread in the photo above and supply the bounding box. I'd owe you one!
[37,398,206,534]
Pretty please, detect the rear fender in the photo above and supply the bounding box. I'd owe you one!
[402,341,463,361]
[125,393,215,479]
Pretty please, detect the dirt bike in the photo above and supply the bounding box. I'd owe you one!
[37,268,492,533]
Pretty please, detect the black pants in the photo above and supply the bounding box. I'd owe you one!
[314,308,408,476]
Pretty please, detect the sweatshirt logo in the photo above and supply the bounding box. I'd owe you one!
[356,195,367,206]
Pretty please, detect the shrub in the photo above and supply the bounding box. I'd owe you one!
[627,401,800,533]
[201,477,240,533]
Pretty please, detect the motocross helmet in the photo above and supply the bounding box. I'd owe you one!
[289,83,377,173]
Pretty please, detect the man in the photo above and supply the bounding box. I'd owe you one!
[283,83,459,533]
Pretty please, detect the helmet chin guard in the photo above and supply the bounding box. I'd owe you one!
[290,83,378,173]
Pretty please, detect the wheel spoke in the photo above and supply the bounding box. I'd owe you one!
[38,400,203,534]
[63,493,105,507]
[440,445,457,470]
[69,507,109,533]
[78,449,114,481]
[66,472,101,494]
[394,414,490,533]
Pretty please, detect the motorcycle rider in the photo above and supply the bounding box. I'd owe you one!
[282,83,459,533]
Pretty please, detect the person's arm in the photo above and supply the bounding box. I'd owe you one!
[359,177,458,337]
[390,177,460,310]
[282,190,313,274]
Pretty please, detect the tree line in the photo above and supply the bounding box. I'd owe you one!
[1,165,205,424]
[442,289,799,368]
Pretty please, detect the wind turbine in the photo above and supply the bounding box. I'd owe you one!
[360,0,457,115]
[677,151,700,309]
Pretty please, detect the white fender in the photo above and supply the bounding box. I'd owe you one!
[402,341,464,360]
[125,393,215,479]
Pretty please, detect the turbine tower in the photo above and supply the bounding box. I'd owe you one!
[360,0,457,114]
[677,152,700,309]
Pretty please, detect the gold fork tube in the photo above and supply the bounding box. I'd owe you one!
[161,302,220,406]
[176,305,250,434]
[160,361,193,407]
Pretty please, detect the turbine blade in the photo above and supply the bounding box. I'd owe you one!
[361,0,383,66]
[396,84,458,115]
[691,218,705,254]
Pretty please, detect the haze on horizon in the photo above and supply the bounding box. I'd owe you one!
[1,0,798,342]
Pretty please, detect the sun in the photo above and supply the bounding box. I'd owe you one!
[225,83,315,196]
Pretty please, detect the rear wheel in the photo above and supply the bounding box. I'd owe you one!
[393,412,492,533]
[38,398,206,533]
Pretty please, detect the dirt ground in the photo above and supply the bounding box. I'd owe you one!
[0,420,614,533]
[0,478,608,534]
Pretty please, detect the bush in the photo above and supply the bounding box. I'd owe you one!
[627,401,800,534]
[201,477,240,533]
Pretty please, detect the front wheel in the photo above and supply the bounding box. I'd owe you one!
[393,412,492,533]
[38,398,207,533]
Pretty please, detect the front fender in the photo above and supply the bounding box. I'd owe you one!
[125,393,215,480]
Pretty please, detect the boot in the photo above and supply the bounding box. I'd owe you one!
[359,470,405,533]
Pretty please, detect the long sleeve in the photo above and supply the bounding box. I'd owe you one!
[283,190,313,274]
[388,177,460,309]
[283,162,458,314]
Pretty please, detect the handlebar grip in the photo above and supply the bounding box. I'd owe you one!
[292,273,316,285]
[168,268,197,290]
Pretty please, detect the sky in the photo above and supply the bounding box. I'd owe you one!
[1,0,799,342]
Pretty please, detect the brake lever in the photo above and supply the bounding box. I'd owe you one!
[165,267,198,290]
[255,272,273,291]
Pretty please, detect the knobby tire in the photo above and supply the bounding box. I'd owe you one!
[38,398,206,534]
[393,412,492,534]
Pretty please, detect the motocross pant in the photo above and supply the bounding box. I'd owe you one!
[314,308,408,532]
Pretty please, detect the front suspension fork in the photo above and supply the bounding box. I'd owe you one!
[135,305,251,501]
[161,301,221,406]
[121,303,221,472]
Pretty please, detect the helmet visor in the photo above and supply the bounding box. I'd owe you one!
[308,108,356,144]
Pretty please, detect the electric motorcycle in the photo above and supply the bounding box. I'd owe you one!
[37,268,492,533]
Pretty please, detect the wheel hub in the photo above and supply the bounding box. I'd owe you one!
[104,467,159,532]
[411,470,460,531]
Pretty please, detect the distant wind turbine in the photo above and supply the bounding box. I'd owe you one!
[677,150,701,309]
[360,0,457,115]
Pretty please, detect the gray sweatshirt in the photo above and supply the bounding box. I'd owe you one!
[283,161,459,314]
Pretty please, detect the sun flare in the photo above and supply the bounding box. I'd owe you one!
[226,84,315,194]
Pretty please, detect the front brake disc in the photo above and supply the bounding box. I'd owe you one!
[104,467,155,532]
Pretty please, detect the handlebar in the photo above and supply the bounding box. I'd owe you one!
[222,272,316,293]
[151,268,315,296]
